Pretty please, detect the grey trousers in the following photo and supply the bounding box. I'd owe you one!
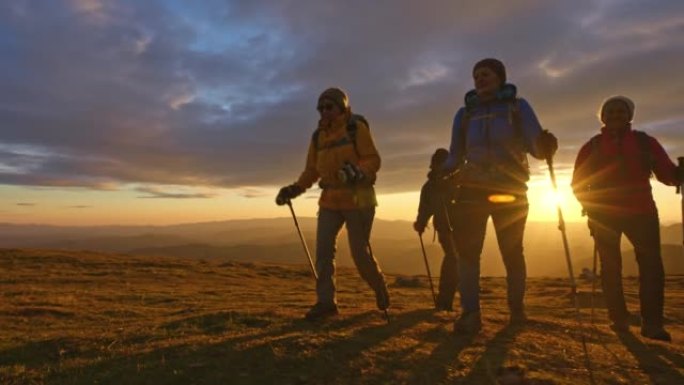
[315,207,387,304]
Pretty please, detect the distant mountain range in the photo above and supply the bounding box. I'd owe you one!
[1,218,681,277]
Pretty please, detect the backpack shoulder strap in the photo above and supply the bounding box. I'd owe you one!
[347,114,368,156]
[311,129,322,150]
[457,108,472,166]
[589,133,601,153]
[633,130,654,173]
[507,98,524,142]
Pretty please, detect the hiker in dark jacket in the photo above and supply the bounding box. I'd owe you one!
[414,148,459,311]
[442,58,558,334]
[275,87,389,321]
[571,95,682,341]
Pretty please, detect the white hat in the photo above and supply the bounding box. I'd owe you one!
[599,95,635,123]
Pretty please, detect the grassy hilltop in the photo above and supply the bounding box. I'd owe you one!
[1,248,684,384]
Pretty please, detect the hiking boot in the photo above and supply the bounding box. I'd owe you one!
[509,310,527,325]
[610,320,630,334]
[435,295,454,312]
[454,311,482,334]
[610,313,640,333]
[305,303,339,321]
[375,285,390,311]
[640,326,671,342]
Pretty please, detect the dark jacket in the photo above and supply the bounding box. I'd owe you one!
[416,175,457,233]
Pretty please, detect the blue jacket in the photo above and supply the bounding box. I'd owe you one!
[444,88,545,192]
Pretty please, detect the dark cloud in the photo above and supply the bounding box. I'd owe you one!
[16,202,35,207]
[67,205,92,209]
[1,0,682,195]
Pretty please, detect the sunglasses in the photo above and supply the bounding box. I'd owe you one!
[316,103,336,112]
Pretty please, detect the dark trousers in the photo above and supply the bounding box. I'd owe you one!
[453,194,528,313]
[315,207,386,305]
[436,230,459,308]
[590,213,665,328]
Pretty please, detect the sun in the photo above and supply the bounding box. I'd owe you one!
[527,177,583,223]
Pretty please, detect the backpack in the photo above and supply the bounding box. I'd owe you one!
[455,95,528,188]
[455,87,524,168]
[311,114,368,156]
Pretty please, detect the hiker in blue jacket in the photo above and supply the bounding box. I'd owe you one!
[443,58,558,333]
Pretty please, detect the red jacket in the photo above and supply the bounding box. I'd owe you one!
[571,125,679,217]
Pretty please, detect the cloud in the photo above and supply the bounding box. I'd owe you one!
[16,202,35,207]
[136,186,216,199]
[66,205,92,209]
[1,0,682,195]
[237,187,271,199]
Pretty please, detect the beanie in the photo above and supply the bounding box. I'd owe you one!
[473,58,506,84]
[599,95,635,123]
[318,87,349,110]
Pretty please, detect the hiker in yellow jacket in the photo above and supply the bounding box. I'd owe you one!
[276,87,389,321]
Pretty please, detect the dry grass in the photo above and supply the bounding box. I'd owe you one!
[1,248,684,384]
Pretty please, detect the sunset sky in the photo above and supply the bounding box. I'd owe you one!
[1,0,683,226]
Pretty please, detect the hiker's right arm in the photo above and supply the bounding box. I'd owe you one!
[414,183,432,233]
[295,140,319,190]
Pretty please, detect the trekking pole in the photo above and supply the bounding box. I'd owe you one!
[546,157,577,296]
[546,156,596,385]
[442,200,460,261]
[678,157,684,247]
[590,240,598,324]
[286,201,317,280]
[418,233,438,308]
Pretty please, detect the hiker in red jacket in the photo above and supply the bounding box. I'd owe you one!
[571,95,682,341]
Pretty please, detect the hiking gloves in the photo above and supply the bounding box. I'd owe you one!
[536,130,558,160]
[338,162,365,184]
[275,184,304,205]
[413,221,426,234]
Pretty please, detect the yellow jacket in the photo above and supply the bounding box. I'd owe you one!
[295,112,381,210]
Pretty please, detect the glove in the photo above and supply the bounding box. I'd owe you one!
[338,162,365,184]
[413,221,426,234]
[536,130,558,160]
[275,184,304,205]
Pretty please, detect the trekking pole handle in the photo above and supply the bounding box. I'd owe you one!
[546,157,559,190]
